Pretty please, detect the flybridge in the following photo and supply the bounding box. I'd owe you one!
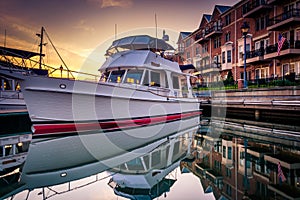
[105,35,175,56]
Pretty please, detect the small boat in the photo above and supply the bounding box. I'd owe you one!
[0,46,45,110]
[0,132,31,175]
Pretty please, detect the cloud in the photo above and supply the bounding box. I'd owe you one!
[101,0,133,8]
[73,19,96,33]
[87,0,133,8]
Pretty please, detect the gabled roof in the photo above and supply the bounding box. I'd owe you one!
[199,14,212,29]
[177,31,192,44]
[204,14,212,22]
[180,32,191,39]
[215,5,231,14]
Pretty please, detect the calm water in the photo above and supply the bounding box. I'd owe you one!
[1,117,300,200]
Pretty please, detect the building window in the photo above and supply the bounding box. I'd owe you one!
[195,47,200,55]
[227,50,232,63]
[228,146,232,160]
[202,44,208,53]
[196,61,201,68]
[187,52,190,59]
[225,32,231,42]
[222,51,226,64]
[225,14,231,26]
[223,146,226,158]
[256,15,269,31]
[226,185,232,196]
[186,39,191,47]
[214,160,222,172]
[226,167,232,178]
[214,37,221,48]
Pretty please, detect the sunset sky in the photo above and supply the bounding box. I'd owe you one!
[0,0,237,74]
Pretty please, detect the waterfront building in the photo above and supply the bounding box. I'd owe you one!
[177,0,300,84]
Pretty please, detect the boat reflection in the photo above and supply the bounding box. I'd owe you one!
[108,127,193,199]
[183,118,300,200]
[0,126,197,199]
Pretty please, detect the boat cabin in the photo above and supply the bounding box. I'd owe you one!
[99,35,194,98]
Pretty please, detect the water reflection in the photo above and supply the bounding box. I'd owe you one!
[108,128,191,199]
[184,117,300,200]
[0,126,197,200]
[1,117,300,200]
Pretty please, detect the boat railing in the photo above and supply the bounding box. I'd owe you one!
[0,48,100,82]
[147,86,171,96]
[0,90,23,99]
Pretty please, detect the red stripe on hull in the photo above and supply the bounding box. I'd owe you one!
[33,111,201,135]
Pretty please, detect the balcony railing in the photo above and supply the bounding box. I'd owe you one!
[265,39,300,54]
[195,33,204,41]
[245,48,264,59]
[242,40,300,61]
[243,0,271,17]
[267,9,300,30]
[177,47,185,54]
[204,25,222,38]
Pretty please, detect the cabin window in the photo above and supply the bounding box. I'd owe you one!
[0,146,3,157]
[150,71,161,87]
[108,70,125,83]
[143,70,149,86]
[124,69,143,84]
[164,73,169,88]
[172,75,180,89]
[151,150,161,167]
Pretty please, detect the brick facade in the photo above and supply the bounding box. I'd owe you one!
[177,0,300,84]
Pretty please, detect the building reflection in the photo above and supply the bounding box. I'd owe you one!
[183,118,300,200]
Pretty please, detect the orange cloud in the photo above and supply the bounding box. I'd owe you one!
[101,0,133,8]
[87,0,133,8]
[73,19,96,33]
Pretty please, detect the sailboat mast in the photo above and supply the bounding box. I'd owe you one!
[39,27,44,69]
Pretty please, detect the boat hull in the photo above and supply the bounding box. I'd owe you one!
[19,76,199,123]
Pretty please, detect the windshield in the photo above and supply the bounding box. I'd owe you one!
[108,70,126,83]
[124,69,144,84]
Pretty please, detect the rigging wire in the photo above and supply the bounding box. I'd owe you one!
[43,28,75,79]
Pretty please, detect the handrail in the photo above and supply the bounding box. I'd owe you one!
[243,0,267,14]
[0,49,101,82]
[268,8,300,27]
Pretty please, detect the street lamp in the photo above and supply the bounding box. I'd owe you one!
[241,21,250,88]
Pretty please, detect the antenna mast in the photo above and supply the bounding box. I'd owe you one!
[115,24,117,40]
[38,27,44,69]
[155,13,158,51]
[4,29,6,47]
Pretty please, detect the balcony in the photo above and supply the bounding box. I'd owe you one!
[264,40,300,60]
[267,9,300,31]
[204,25,222,38]
[199,64,220,74]
[243,0,272,18]
[268,184,300,199]
[267,0,290,5]
[195,33,209,44]
[176,47,185,55]
[245,48,265,64]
